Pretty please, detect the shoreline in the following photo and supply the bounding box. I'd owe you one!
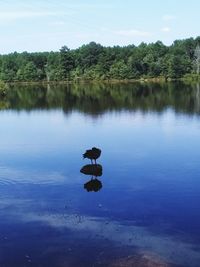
[2,74,200,86]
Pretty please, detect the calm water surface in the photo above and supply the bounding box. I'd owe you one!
[0,82,200,267]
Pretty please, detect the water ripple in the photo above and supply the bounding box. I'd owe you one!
[0,166,75,185]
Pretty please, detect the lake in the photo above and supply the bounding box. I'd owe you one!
[0,81,200,267]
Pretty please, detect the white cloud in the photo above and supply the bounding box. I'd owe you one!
[50,21,65,26]
[0,11,53,20]
[161,27,171,33]
[115,29,152,37]
[162,15,176,21]
[0,11,71,22]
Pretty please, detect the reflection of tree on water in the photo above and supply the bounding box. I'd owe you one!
[2,82,200,115]
[195,83,200,112]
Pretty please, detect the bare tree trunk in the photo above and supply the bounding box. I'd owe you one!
[195,45,200,75]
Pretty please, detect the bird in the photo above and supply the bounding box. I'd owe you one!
[83,147,101,164]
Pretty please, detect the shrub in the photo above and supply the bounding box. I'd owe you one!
[0,80,9,96]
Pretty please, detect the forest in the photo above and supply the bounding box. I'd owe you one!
[0,37,200,82]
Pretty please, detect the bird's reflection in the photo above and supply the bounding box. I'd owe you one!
[81,147,103,192]
[84,177,102,192]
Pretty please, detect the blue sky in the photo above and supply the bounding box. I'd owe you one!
[0,0,199,54]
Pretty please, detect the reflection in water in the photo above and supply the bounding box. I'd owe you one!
[195,83,200,112]
[84,178,102,192]
[1,82,200,116]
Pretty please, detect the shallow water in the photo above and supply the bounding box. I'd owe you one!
[0,82,200,267]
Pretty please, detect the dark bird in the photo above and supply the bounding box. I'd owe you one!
[83,147,101,164]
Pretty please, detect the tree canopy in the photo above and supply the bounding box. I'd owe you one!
[0,37,200,82]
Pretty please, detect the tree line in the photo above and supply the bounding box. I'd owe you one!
[0,37,200,82]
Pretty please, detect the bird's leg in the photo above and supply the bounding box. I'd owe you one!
[95,159,97,165]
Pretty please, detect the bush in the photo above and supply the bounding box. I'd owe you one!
[183,73,200,81]
[0,80,9,96]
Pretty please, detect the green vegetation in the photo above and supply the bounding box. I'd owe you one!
[0,80,8,96]
[0,37,200,82]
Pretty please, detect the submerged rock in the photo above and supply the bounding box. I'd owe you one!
[80,164,102,176]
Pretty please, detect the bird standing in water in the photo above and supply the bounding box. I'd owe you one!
[83,147,101,164]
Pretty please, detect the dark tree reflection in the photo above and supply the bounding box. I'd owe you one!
[1,82,200,116]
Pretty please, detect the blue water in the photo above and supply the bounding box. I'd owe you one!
[0,83,200,267]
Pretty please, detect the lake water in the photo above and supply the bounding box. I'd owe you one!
[0,82,200,267]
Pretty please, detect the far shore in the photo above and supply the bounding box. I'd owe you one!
[3,75,200,86]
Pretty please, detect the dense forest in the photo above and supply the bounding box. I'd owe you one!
[0,37,200,82]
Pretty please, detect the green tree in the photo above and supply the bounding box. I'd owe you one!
[23,62,38,81]
[60,46,74,79]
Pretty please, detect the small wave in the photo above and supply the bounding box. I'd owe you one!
[0,167,68,185]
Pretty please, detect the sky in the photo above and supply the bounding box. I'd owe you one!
[0,0,199,54]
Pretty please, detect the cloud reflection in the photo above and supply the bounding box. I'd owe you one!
[17,211,200,267]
